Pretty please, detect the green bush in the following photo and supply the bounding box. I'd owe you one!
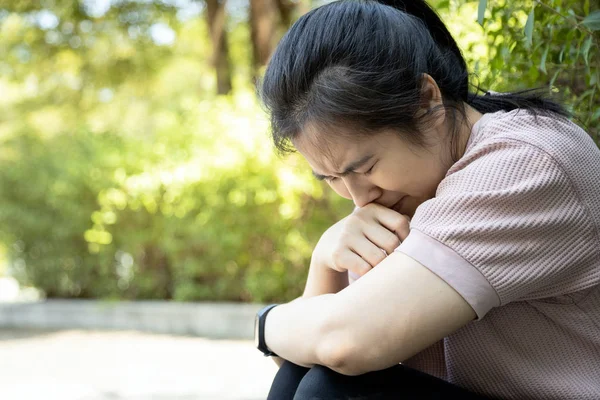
[0,0,596,302]
[0,93,352,302]
[454,0,599,139]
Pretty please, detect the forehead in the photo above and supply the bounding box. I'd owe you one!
[292,122,382,174]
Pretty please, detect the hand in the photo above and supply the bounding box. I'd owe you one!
[312,203,411,278]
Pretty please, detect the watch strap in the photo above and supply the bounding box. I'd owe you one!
[258,303,279,357]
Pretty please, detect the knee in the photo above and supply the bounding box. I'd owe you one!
[293,365,354,400]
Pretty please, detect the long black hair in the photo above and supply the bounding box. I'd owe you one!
[259,0,568,158]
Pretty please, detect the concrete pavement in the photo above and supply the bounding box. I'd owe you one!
[0,301,262,339]
[0,328,279,400]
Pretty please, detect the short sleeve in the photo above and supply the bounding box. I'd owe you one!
[395,139,598,319]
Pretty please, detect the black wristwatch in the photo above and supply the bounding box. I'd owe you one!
[255,304,279,357]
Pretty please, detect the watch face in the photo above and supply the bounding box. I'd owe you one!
[254,314,259,348]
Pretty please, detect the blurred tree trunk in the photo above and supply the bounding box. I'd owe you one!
[274,0,295,28]
[295,0,311,16]
[249,0,277,81]
[249,0,313,81]
[206,0,232,95]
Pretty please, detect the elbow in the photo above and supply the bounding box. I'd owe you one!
[313,295,372,376]
[316,329,368,376]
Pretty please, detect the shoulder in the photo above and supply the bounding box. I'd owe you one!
[443,109,600,194]
[466,109,598,167]
[398,111,600,318]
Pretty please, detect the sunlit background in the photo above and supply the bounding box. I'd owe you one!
[0,0,597,398]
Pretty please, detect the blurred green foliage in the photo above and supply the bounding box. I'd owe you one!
[469,0,599,139]
[0,0,597,302]
[0,0,353,302]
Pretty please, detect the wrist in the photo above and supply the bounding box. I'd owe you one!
[255,304,280,357]
[310,250,343,274]
[304,257,348,298]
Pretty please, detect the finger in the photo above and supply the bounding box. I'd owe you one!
[362,204,411,241]
[349,238,388,268]
[362,223,402,255]
[332,247,372,276]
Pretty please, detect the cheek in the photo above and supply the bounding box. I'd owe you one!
[329,181,352,200]
[372,171,403,192]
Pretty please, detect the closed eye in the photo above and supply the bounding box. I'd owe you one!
[364,163,376,176]
[324,164,374,182]
[316,161,376,182]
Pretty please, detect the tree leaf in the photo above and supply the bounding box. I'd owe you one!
[582,36,593,66]
[576,34,586,62]
[437,0,450,9]
[525,7,535,47]
[558,46,565,63]
[579,88,595,101]
[478,0,487,26]
[550,68,563,87]
[540,46,549,74]
[582,10,600,31]
[584,0,590,16]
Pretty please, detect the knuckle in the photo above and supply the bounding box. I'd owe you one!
[338,230,355,245]
[353,205,378,221]
[376,249,387,263]
[331,247,346,264]
[385,236,401,251]
[355,262,371,276]
[347,256,367,275]
[351,212,369,224]
[363,202,380,211]
[367,249,384,266]
[395,215,410,230]
[331,258,346,273]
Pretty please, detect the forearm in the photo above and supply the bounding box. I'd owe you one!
[271,260,347,369]
[265,294,338,369]
[302,257,349,298]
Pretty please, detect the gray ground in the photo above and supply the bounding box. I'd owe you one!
[0,328,279,400]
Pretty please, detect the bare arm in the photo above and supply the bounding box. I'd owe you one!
[270,204,407,368]
[264,251,476,375]
[270,258,349,368]
[303,256,349,298]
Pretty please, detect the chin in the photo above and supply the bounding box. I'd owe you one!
[402,197,422,218]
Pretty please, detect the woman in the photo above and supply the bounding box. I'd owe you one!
[254,0,600,399]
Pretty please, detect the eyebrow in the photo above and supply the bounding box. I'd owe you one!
[312,154,374,181]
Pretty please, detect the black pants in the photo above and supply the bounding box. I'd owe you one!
[267,361,492,400]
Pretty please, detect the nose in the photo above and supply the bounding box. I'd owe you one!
[343,176,381,208]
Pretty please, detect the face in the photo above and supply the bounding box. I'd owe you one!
[293,124,453,218]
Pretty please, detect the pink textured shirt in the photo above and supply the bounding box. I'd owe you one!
[394,110,600,399]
